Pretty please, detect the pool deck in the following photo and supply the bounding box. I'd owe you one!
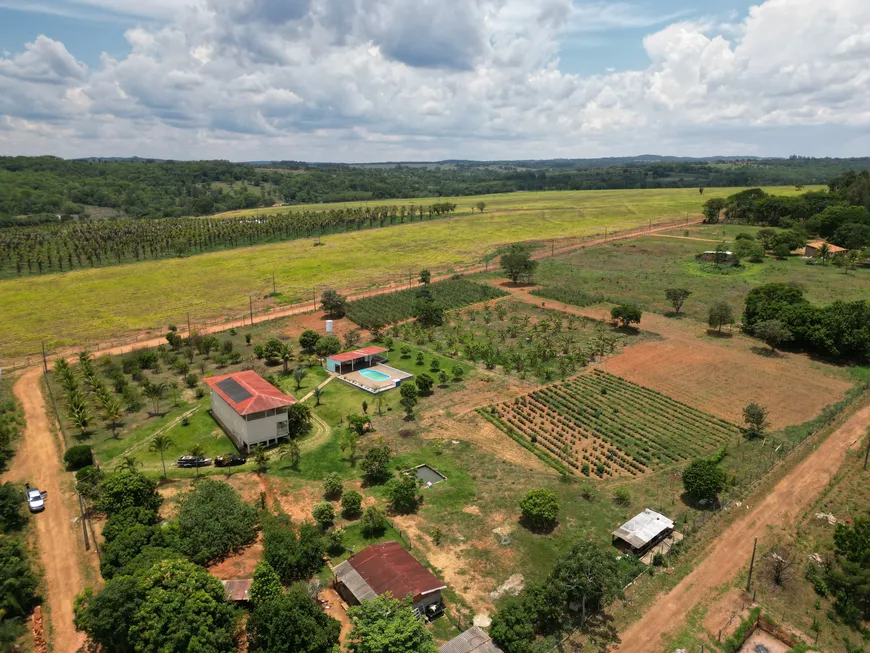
[338,364,414,394]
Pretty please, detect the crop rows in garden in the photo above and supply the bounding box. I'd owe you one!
[530,285,606,308]
[345,279,507,329]
[489,370,739,478]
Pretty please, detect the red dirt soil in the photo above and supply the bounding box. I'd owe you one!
[496,284,852,430]
[2,369,92,653]
[613,401,870,652]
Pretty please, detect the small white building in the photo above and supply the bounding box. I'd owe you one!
[612,509,674,557]
[204,371,296,452]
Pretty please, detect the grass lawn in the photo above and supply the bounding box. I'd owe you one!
[0,187,812,357]
[534,225,870,323]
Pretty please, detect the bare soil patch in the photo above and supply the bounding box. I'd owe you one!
[319,587,353,647]
[702,588,753,640]
[737,630,790,653]
[208,533,264,580]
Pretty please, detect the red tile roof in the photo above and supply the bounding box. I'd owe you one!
[346,541,446,604]
[327,346,389,364]
[204,370,296,416]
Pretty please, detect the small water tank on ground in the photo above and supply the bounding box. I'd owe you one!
[326,320,334,333]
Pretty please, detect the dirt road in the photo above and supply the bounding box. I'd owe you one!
[3,369,88,653]
[614,401,870,653]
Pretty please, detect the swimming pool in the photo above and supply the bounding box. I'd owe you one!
[359,369,391,382]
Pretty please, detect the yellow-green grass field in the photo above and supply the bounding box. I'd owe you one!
[0,187,812,358]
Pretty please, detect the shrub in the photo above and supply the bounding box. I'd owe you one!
[184,372,199,388]
[519,488,559,531]
[360,506,389,538]
[361,443,392,485]
[341,489,363,519]
[611,303,642,328]
[312,502,335,529]
[323,473,343,499]
[0,482,26,531]
[64,445,93,471]
[248,583,341,653]
[613,487,631,506]
[385,474,421,514]
[682,458,727,503]
[314,335,341,358]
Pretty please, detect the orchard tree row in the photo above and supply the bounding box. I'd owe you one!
[0,202,458,278]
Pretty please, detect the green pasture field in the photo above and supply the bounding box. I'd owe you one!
[0,186,811,358]
[533,224,870,323]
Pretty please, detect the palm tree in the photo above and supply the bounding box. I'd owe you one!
[143,381,166,415]
[0,612,23,653]
[103,398,123,437]
[280,344,294,374]
[168,380,180,407]
[189,444,206,478]
[252,445,269,474]
[818,242,830,264]
[313,387,323,406]
[293,366,307,391]
[278,440,300,469]
[149,434,173,480]
[115,455,141,473]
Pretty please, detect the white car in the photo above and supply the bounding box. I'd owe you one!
[26,488,45,512]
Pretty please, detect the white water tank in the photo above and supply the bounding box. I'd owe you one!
[325,320,334,333]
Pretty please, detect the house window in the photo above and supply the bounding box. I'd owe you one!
[277,421,289,437]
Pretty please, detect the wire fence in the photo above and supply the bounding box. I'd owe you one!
[1,214,698,373]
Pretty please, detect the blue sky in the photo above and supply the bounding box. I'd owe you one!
[0,0,868,161]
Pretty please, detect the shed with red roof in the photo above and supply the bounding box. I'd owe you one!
[204,371,296,452]
[325,346,389,374]
[333,541,446,620]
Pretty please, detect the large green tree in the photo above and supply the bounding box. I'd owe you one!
[248,583,341,653]
[682,458,727,503]
[176,479,259,565]
[346,594,437,653]
[96,471,162,515]
[262,514,325,583]
[500,244,538,284]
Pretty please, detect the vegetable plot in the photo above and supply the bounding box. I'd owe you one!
[345,279,507,329]
[487,370,739,478]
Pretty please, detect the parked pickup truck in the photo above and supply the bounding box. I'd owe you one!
[26,486,46,512]
[214,454,246,467]
[176,455,212,468]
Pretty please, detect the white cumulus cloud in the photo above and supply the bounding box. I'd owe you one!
[1,0,870,159]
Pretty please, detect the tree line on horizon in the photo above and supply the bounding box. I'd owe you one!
[2,155,869,225]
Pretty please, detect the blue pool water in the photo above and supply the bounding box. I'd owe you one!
[359,369,391,382]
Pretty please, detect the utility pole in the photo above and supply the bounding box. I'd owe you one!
[41,341,48,374]
[746,536,758,592]
[313,288,317,311]
[187,312,191,336]
[604,227,607,242]
[249,296,254,326]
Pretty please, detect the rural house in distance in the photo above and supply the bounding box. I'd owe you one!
[333,541,446,620]
[204,371,296,452]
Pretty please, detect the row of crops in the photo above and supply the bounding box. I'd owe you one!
[489,370,739,478]
[530,285,607,308]
[0,202,458,278]
[345,279,507,329]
